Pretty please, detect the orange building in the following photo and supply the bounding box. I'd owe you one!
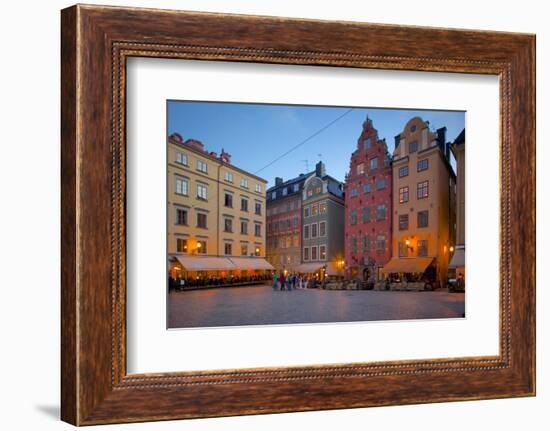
[382,117,456,288]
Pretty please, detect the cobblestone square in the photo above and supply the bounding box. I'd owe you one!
[168,284,465,328]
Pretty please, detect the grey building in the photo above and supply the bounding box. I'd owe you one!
[296,161,345,278]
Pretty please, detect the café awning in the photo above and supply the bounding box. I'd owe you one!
[381,257,434,274]
[449,247,465,269]
[171,255,236,271]
[294,262,325,274]
[326,261,344,276]
[229,257,274,271]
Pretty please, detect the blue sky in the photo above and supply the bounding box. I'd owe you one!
[168,101,465,188]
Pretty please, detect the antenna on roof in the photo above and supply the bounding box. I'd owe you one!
[301,159,310,172]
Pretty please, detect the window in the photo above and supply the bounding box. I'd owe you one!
[197,213,207,229]
[197,183,208,200]
[271,191,276,200]
[255,202,262,215]
[411,124,417,132]
[376,235,386,251]
[224,192,233,207]
[286,219,291,230]
[417,181,429,199]
[376,204,386,221]
[175,176,188,196]
[282,187,288,196]
[398,241,408,257]
[197,160,208,173]
[311,204,319,216]
[241,244,248,256]
[409,141,418,153]
[364,138,371,150]
[224,171,233,182]
[293,234,299,247]
[350,187,358,197]
[311,223,318,238]
[417,158,429,171]
[307,189,313,197]
[293,217,299,228]
[254,223,261,237]
[376,178,386,190]
[241,198,248,212]
[357,163,365,175]
[303,247,310,261]
[363,183,371,194]
[224,243,232,255]
[176,208,188,225]
[319,202,327,214]
[350,237,358,253]
[240,220,248,235]
[315,186,322,194]
[319,221,326,237]
[417,240,428,257]
[224,218,233,233]
[240,178,249,188]
[304,225,310,239]
[197,240,207,254]
[175,152,188,165]
[362,207,371,223]
[255,183,262,193]
[320,245,327,260]
[254,246,261,257]
[399,165,409,178]
[399,186,409,203]
[399,214,409,231]
[363,235,371,252]
[370,157,378,170]
[311,246,318,261]
[417,210,429,228]
[293,183,299,192]
[176,238,188,253]
[350,210,358,225]
[304,206,310,218]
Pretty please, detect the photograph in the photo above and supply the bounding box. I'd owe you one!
[166,101,466,329]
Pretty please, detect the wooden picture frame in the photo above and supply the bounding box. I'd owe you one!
[61,4,535,425]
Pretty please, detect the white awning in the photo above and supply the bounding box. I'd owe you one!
[381,257,434,274]
[228,257,274,271]
[171,255,236,271]
[294,262,325,273]
[449,247,465,269]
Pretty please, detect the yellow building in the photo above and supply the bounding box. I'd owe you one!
[167,133,272,281]
[449,129,465,278]
[382,117,456,288]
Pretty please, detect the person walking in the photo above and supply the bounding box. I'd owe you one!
[280,272,286,291]
[286,274,292,291]
[272,272,279,290]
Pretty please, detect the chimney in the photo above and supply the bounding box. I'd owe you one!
[436,127,448,160]
[169,132,183,143]
[184,139,204,152]
[394,134,401,148]
[275,177,283,186]
[220,148,231,164]
[315,161,326,178]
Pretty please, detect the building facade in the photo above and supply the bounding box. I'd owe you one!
[300,161,345,277]
[383,117,456,288]
[167,132,270,277]
[449,129,465,278]
[266,173,311,272]
[344,117,393,281]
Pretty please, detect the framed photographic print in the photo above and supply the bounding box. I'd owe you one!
[61,4,535,425]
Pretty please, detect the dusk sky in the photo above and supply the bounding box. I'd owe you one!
[167,101,465,188]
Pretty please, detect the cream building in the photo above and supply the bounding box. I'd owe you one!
[449,129,465,278]
[382,117,456,288]
[167,133,272,279]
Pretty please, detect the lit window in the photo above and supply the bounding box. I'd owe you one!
[399,186,409,203]
[417,181,429,199]
[320,245,327,260]
[311,205,319,216]
[241,244,248,256]
[197,240,207,254]
[319,202,327,214]
[417,240,428,257]
[176,238,188,253]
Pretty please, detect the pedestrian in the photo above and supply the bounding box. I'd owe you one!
[298,275,302,289]
[286,274,292,291]
[272,272,279,290]
[280,272,286,291]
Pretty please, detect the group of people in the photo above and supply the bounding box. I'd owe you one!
[272,272,311,291]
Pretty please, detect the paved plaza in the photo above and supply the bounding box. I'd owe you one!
[168,284,465,329]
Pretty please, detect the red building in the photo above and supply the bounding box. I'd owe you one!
[344,117,393,281]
